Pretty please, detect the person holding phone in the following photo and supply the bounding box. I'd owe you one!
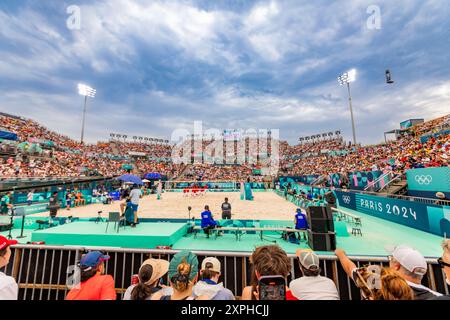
[241,245,297,300]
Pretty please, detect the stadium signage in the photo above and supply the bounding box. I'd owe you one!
[334,190,450,236]
[358,198,417,220]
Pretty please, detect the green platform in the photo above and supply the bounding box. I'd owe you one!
[0,206,444,257]
[30,222,188,249]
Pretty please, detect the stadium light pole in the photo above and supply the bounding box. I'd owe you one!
[338,69,357,146]
[77,84,96,144]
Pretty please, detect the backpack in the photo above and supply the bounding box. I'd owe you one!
[282,231,299,244]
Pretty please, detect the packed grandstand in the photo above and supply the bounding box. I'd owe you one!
[0,113,449,181]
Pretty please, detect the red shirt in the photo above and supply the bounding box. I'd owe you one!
[66,274,116,300]
[286,290,299,300]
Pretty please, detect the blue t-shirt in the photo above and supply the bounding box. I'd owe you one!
[295,212,308,229]
[201,210,217,228]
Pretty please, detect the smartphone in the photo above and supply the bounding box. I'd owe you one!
[258,275,286,300]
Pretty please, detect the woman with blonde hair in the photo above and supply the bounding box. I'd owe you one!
[354,266,414,300]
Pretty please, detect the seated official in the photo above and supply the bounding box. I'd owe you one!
[294,208,308,241]
[201,205,219,238]
[295,208,308,230]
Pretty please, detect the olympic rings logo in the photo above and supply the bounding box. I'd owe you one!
[342,195,351,204]
[414,175,432,185]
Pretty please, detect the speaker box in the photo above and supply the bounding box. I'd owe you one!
[307,206,334,233]
[309,218,335,233]
[307,206,332,220]
[307,230,336,251]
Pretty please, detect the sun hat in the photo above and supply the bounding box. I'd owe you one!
[139,259,170,285]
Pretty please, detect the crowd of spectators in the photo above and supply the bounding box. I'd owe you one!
[281,115,450,177]
[3,240,448,300]
[1,114,449,180]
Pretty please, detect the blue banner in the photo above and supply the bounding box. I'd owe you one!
[335,190,450,237]
[0,130,18,141]
[278,175,319,187]
[406,167,450,193]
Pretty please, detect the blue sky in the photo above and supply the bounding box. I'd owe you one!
[0,0,449,145]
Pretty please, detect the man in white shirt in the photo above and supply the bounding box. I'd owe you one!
[289,249,340,300]
[27,190,34,206]
[129,185,143,227]
[0,235,18,300]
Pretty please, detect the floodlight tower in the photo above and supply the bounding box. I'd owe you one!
[337,69,357,146]
[77,83,96,144]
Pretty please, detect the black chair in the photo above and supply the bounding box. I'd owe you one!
[105,212,124,233]
[36,220,49,230]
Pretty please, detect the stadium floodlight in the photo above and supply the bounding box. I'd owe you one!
[77,83,96,144]
[337,69,357,146]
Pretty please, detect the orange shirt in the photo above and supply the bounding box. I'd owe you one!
[66,274,116,300]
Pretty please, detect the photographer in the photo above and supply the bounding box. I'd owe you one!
[241,245,296,300]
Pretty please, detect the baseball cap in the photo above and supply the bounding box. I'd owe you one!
[201,257,221,273]
[436,192,445,199]
[298,251,320,270]
[0,236,17,251]
[168,250,198,281]
[78,251,110,270]
[139,259,169,285]
[385,244,427,275]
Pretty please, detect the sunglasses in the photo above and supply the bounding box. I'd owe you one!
[437,257,450,268]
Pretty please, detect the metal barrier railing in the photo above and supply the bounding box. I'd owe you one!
[1,245,448,300]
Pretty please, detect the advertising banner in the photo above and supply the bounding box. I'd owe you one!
[335,190,450,237]
[406,167,450,193]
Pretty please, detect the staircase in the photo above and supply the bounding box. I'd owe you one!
[379,176,408,196]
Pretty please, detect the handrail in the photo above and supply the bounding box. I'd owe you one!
[364,170,392,191]
[8,244,441,261]
[310,175,325,186]
[377,174,402,192]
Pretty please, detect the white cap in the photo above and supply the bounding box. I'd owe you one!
[202,257,221,273]
[299,251,320,270]
[385,244,427,275]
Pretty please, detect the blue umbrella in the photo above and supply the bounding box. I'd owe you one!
[144,173,161,180]
[116,174,143,185]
